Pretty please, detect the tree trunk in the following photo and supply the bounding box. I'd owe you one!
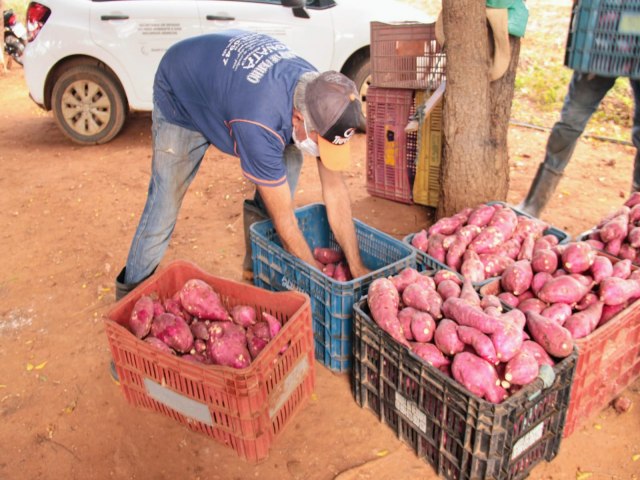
[437,1,521,218]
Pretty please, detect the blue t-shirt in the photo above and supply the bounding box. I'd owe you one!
[154,30,316,186]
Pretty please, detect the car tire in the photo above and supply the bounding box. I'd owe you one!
[51,63,127,145]
[344,54,371,111]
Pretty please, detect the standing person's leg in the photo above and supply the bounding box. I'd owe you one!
[242,144,303,279]
[115,105,209,299]
[520,73,616,216]
[630,78,640,192]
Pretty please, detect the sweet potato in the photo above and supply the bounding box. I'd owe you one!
[597,205,631,227]
[451,352,507,403]
[611,259,632,279]
[630,204,640,223]
[446,225,482,270]
[333,261,352,282]
[192,338,207,354]
[152,298,166,318]
[144,336,175,355]
[488,207,518,240]
[484,306,502,317]
[597,302,627,328]
[497,238,525,260]
[129,295,155,338]
[520,340,555,366]
[208,321,247,346]
[249,321,271,341]
[262,312,282,339]
[467,203,497,227]
[497,291,520,308]
[525,310,574,358]
[410,342,450,368]
[491,316,524,362]
[599,213,629,244]
[541,303,572,326]
[575,292,598,311]
[442,297,500,334]
[182,352,210,364]
[517,232,536,261]
[561,242,596,274]
[479,253,515,277]
[179,278,230,321]
[151,312,194,354]
[397,307,415,340]
[533,237,553,253]
[604,237,623,256]
[459,279,481,306]
[480,294,502,311]
[460,250,486,283]
[591,255,614,283]
[584,238,605,250]
[501,260,533,296]
[625,192,640,208]
[414,274,437,291]
[517,297,547,315]
[618,244,637,262]
[230,305,257,328]
[313,247,344,265]
[322,262,336,278]
[457,325,498,364]
[468,226,505,254]
[564,301,604,339]
[246,329,269,359]
[390,267,422,294]
[427,233,447,263]
[599,276,640,305]
[505,349,539,386]
[434,269,463,286]
[368,278,409,346]
[164,296,192,323]
[428,215,464,236]
[402,282,443,319]
[437,279,462,301]
[434,318,465,355]
[531,248,558,274]
[407,309,436,342]
[628,226,640,248]
[411,229,429,252]
[207,335,252,369]
[531,272,553,296]
[190,320,210,341]
[513,216,547,243]
[537,275,589,305]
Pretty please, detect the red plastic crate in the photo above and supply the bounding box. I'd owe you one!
[366,87,419,204]
[103,260,315,463]
[371,21,446,90]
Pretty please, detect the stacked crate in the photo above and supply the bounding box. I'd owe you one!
[367,21,446,206]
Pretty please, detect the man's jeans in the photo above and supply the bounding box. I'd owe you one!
[543,72,640,187]
[124,105,302,284]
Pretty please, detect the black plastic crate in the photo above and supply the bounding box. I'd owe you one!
[352,298,577,480]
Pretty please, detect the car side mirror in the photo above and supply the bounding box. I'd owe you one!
[281,0,310,19]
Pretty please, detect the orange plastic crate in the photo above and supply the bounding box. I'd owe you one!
[103,260,315,462]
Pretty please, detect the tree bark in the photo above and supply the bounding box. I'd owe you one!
[437,1,521,218]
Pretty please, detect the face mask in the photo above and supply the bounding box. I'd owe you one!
[293,119,320,158]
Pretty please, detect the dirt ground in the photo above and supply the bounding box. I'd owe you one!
[1,60,640,480]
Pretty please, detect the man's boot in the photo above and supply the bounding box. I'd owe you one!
[517,163,563,218]
[115,267,144,301]
[242,199,269,282]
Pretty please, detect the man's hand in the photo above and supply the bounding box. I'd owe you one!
[316,159,371,278]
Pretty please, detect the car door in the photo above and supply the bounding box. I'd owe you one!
[90,0,202,109]
[197,0,335,71]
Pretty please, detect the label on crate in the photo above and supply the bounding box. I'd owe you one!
[280,275,304,294]
[144,377,213,426]
[510,422,544,460]
[395,391,427,432]
[269,356,310,418]
[619,13,640,35]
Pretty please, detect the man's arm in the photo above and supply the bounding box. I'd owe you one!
[316,159,370,278]
[256,183,320,268]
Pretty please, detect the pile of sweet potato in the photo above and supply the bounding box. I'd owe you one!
[486,240,640,340]
[581,192,640,264]
[313,247,353,281]
[127,278,286,368]
[410,202,557,283]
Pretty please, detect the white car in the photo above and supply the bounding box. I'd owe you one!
[22,0,431,145]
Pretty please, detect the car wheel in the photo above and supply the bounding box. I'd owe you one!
[344,55,371,116]
[51,63,127,145]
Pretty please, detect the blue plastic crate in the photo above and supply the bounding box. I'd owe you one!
[250,203,416,372]
[402,202,572,287]
[565,0,640,78]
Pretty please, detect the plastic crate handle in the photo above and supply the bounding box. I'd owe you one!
[527,364,556,401]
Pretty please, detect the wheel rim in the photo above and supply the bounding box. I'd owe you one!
[360,74,371,116]
[60,79,112,136]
